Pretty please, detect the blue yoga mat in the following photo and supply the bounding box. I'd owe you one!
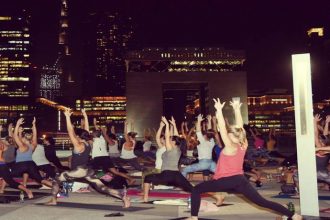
[272,194,330,200]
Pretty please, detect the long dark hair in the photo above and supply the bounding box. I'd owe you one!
[74,128,92,141]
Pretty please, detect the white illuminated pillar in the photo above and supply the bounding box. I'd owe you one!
[292,53,319,216]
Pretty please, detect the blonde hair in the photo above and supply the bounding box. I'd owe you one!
[227,126,246,145]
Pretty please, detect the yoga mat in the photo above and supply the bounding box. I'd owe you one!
[272,194,330,200]
[0,191,50,202]
[36,202,154,212]
[127,189,207,199]
[169,218,219,220]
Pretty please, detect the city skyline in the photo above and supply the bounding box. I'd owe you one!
[1,0,329,93]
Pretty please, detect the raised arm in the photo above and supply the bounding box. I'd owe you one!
[13,118,26,151]
[213,98,232,148]
[230,99,243,128]
[161,117,171,151]
[31,117,37,150]
[101,126,115,145]
[156,120,165,148]
[93,118,100,130]
[169,116,179,136]
[110,125,115,135]
[196,114,202,132]
[124,121,129,142]
[212,116,221,146]
[8,123,13,137]
[64,109,84,153]
[81,109,89,132]
[323,115,330,136]
[206,115,212,130]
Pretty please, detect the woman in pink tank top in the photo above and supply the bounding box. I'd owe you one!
[184,98,302,220]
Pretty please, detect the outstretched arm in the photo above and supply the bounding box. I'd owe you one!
[8,123,13,137]
[212,116,221,146]
[214,98,232,148]
[64,109,84,153]
[101,126,115,145]
[93,118,100,130]
[124,121,129,142]
[206,115,212,130]
[156,120,165,148]
[169,116,179,136]
[81,109,89,132]
[230,99,243,128]
[181,122,187,139]
[13,118,26,151]
[196,114,203,132]
[31,117,37,150]
[162,117,171,151]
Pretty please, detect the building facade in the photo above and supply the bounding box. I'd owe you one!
[247,92,295,134]
[0,11,33,124]
[125,47,247,136]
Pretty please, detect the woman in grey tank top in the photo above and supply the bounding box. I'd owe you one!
[143,116,193,202]
[45,109,130,208]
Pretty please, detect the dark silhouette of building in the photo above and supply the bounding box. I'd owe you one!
[82,12,134,96]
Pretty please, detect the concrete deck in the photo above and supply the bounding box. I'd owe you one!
[0,181,329,220]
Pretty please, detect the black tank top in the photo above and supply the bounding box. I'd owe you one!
[71,143,91,170]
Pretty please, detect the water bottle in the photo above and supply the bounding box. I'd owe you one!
[187,197,191,209]
[63,182,68,197]
[19,190,25,203]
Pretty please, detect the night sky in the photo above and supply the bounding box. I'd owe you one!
[1,0,330,91]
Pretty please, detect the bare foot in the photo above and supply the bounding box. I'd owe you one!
[0,190,4,194]
[26,190,33,199]
[291,213,303,220]
[122,196,130,208]
[44,198,57,206]
[214,194,225,206]
[128,179,136,185]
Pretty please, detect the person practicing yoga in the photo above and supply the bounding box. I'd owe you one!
[184,98,302,220]
[181,114,216,179]
[143,116,193,202]
[45,109,130,208]
[143,116,223,205]
[11,118,52,188]
[0,140,33,198]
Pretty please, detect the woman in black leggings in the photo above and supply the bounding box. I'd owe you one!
[143,117,223,204]
[143,116,192,202]
[0,141,33,198]
[45,109,130,208]
[12,118,52,188]
[184,98,302,220]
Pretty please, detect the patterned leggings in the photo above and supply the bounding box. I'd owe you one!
[51,166,123,200]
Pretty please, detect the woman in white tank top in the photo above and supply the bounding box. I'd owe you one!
[116,120,144,171]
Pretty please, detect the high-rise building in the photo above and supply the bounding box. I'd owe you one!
[39,58,62,100]
[82,12,134,96]
[0,10,33,124]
